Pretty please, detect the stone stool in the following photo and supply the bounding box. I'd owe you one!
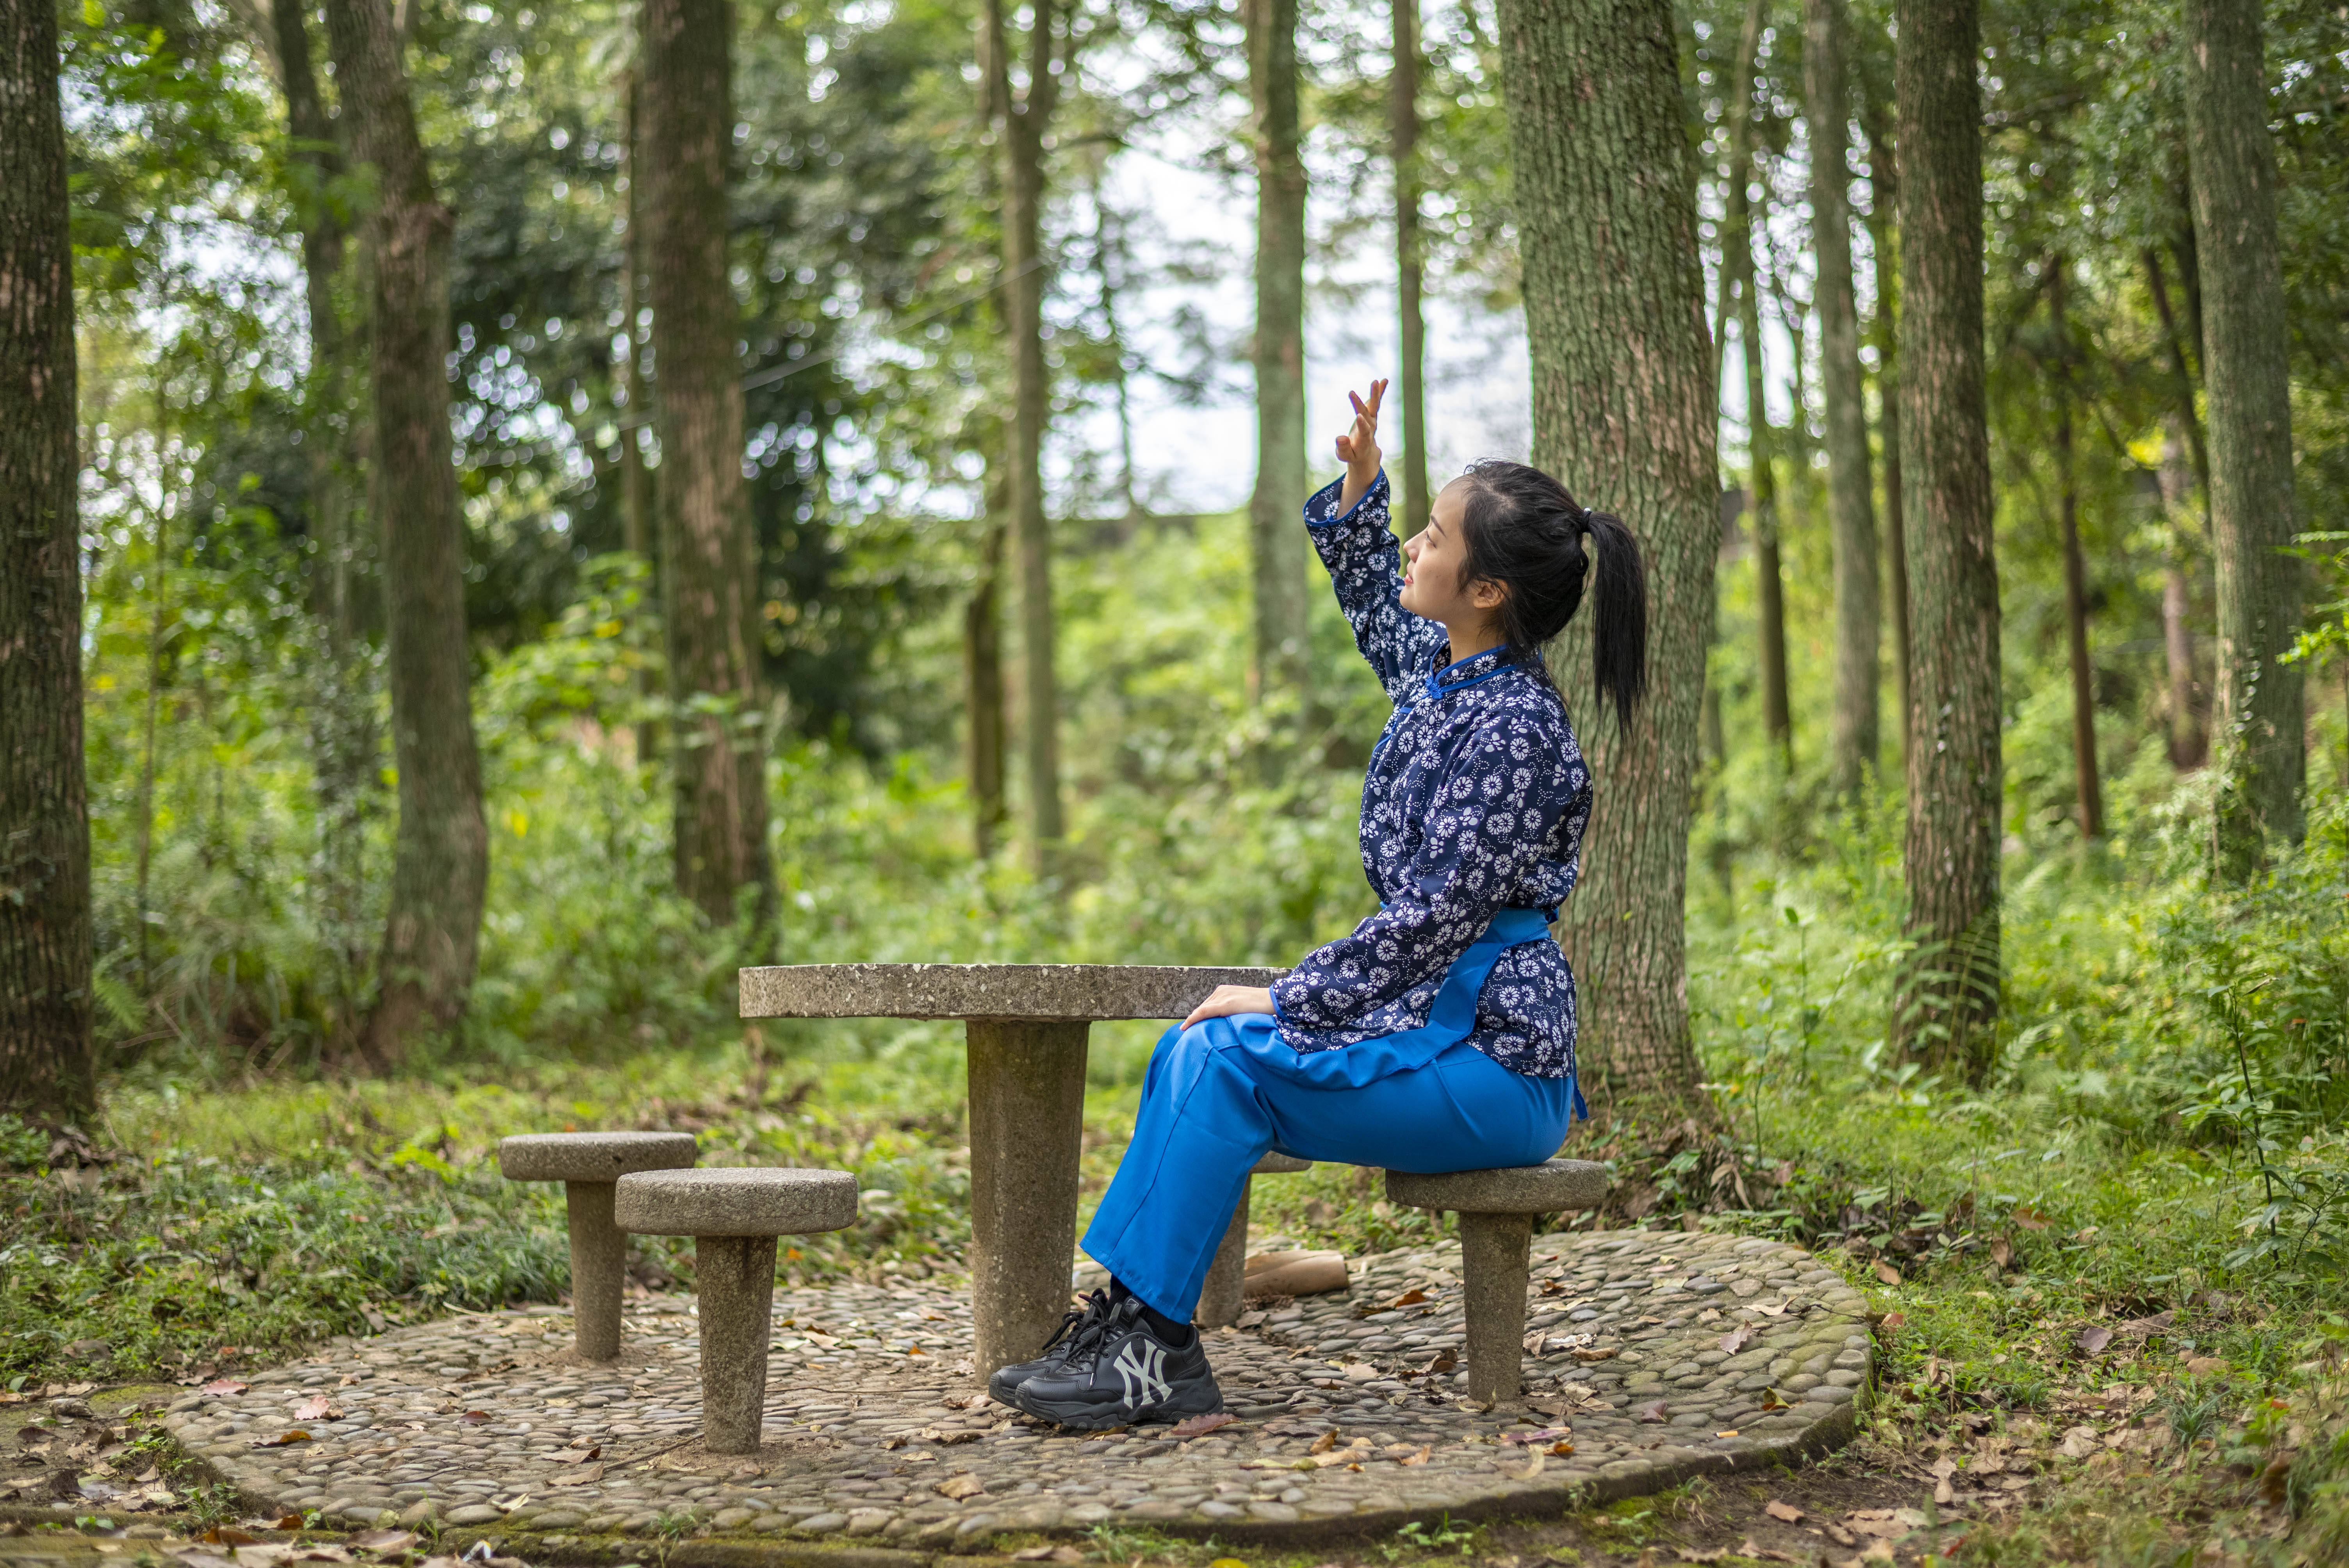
[498,1131,698,1361]
[614,1167,858,1454]
[1385,1159,1609,1406]
[1197,1151,1312,1328]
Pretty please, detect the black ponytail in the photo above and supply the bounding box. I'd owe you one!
[1454,459,1649,736]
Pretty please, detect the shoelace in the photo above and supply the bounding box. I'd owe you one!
[1062,1296,1145,1374]
[1037,1290,1110,1358]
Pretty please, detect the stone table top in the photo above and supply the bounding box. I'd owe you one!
[163,1229,1873,1549]
[738,964,1289,1023]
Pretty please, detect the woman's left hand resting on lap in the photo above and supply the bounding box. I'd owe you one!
[1183,985,1275,1028]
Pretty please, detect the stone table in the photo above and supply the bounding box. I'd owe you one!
[158,1228,1875,1548]
[738,962,1283,1380]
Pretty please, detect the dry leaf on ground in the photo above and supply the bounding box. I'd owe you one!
[2077,1326,2114,1355]
[293,1395,342,1422]
[1764,1497,1806,1522]
[934,1473,986,1501]
[1720,1326,1753,1354]
[1169,1411,1235,1440]
[1873,1261,1902,1285]
[248,1431,311,1448]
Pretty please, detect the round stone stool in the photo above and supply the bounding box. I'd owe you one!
[615,1167,859,1454]
[498,1131,698,1361]
[1386,1158,1609,1405]
[1198,1150,1314,1329]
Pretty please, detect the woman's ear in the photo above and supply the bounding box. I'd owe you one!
[1470,577,1507,611]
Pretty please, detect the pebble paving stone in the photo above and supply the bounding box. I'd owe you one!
[158,1229,1871,1548]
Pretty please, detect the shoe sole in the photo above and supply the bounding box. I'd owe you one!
[1011,1389,1223,1431]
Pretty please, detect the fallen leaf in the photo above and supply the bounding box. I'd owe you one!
[2185,1355,2226,1376]
[1011,1549,1059,1562]
[201,1529,259,1546]
[1309,1429,1337,1454]
[2057,1425,2103,1459]
[2118,1310,2177,1339]
[1877,1311,1906,1332]
[458,1410,493,1425]
[1988,1237,2014,1267]
[348,1532,417,1554]
[292,1395,342,1423]
[2077,1326,2113,1355]
[936,1472,986,1501]
[545,1445,601,1463]
[1859,1543,1895,1564]
[1571,1346,1617,1363]
[1720,1326,1753,1354]
[1738,1539,1805,1564]
[1500,1427,1572,1445]
[202,1380,249,1397]
[1677,1550,1728,1564]
[1873,1261,1902,1285]
[548,1464,603,1487]
[1422,1350,1457,1375]
[921,1426,982,1445]
[1397,1444,1431,1467]
[2012,1206,2050,1231]
[1524,1330,1551,1354]
[249,1430,312,1448]
[1635,1400,1669,1423]
[1385,1289,1429,1310]
[270,1516,304,1531]
[1821,1521,1857,1546]
[1169,1411,1236,1440]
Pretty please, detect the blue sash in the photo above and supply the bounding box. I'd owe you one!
[1247,906,1587,1119]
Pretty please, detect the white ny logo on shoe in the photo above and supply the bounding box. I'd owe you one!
[1112,1338,1170,1408]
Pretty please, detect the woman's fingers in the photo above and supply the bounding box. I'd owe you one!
[1367,378,1387,419]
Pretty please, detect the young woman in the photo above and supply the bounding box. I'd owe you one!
[994,379,1647,1428]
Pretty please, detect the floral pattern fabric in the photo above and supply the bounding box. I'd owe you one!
[1267,471,1592,1078]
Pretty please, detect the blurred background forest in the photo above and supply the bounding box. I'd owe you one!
[5,0,2349,1554]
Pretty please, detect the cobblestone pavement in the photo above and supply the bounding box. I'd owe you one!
[162,1229,1871,1547]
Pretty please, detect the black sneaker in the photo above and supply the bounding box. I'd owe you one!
[1010,1295,1223,1429]
[986,1290,1113,1408]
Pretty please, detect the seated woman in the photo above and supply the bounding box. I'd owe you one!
[994,378,1647,1428]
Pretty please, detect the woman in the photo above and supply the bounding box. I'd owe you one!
[994,378,1647,1429]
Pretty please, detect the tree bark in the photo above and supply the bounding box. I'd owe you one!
[0,0,95,1117]
[1495,0,1716,1111]
[2183,0,2305,877]
[1806,0,1879,796]
[642,0,773,925]
[618,70,658,766]
[1392,0,1431,537]
[324,0,489,1066]
[982,0,1065,869]
[2157,415,2207,769]
[1892,0,2000,1078]
[2048,263,2101,840]
[269,0,376,1007]
[1723,0,1789,768]
[966,465,1009,859]
[2142,246,2212,500]
[1864,115,1912,776]
[1246,0,1311,702]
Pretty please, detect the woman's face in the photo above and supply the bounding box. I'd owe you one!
[1400,479,1506,641]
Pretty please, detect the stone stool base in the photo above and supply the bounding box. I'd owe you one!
[1198,1151,1314,1328]
[500,1131,699,1363]
[616,1166,859,1455]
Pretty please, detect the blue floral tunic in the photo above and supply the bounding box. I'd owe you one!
[1267,472,1592,1079]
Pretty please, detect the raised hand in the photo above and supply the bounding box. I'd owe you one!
[1335,378,1387,516]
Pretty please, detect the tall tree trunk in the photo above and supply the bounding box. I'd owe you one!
[1496,0,1717,1111]
[325,0,489,1067]
[1723,0,1790,768]
[618,70,658,766]
[1806,0,1879,796]
[1891,0,1999,1079]
[2158,416,2208,769]
[2183,0,2306,877]
[1864,115,1912,776]
[0,0,95,1117]
[982,0,1065,869]
[966,463,1009,859]
[2142,246,2212,499]
[269,0,376,1012]
[1392,0,1431,537]
[1246,0,1311,702]
[642,0,773,925]
[2048,263,2102,840]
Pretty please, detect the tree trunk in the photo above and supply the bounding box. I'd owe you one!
[1806,0,1879,796]
[1392,0,1431,537]
[269,0,376,1010]
[2048,264,2101,840]
[2142,246,2212,500]
[966,465,1009,859]
[0,0,95,1117]
[2157,416,2207,769]
[2183,0,2306,877]
[1891,0,1999,1079]
[1495,0,1717,1111]
[324,0,489,1067]
[642,0,773,925]
[1723,0,1790,768]
[1246,0,1311,702]
[1865,115,1912,776]
[982,0,1065,870]
[618,70,658,767]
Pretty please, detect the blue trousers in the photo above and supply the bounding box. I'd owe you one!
[1080,1013,1577,1322]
